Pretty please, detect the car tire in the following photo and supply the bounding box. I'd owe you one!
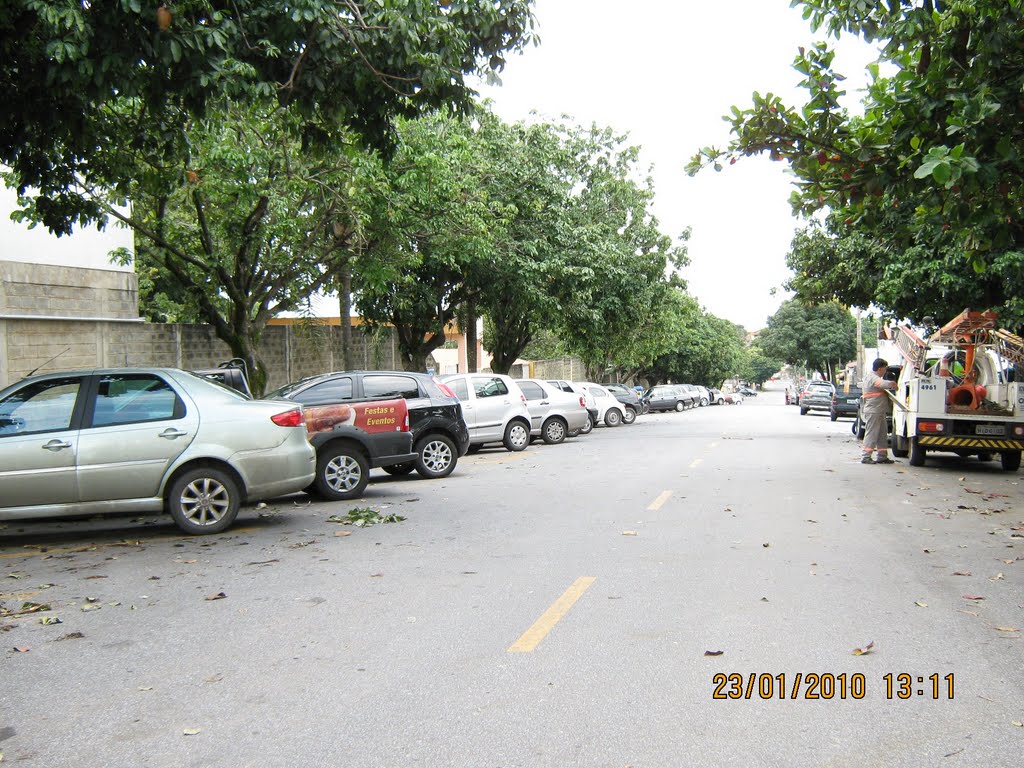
[674,401,685,412]
[541,417,568,445]
[800,407,809,415]
[604,408,623,427]
[167,466,241,535]
[1001,451,1021,471]
[415,434,457,478]
[383,462,415,476]
[716,397,724,405]
[314,442,369,500]
[622,406,637,425]
[580,415,595,435]
[977,452,993,462]
[700,397,709,407]
[830,410,838,422]
[503,420,530,452]
[908,437,927,467]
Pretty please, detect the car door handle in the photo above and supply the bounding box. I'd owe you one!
[159,428,189,439]
[42,439,72,451]
[540,401,550,405]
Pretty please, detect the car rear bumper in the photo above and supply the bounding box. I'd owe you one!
[235,434,316,500]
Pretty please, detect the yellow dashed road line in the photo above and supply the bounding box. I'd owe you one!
[508,576,596,653]
[647,490,673,511]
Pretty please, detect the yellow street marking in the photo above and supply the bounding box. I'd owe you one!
[689,458,703,469]
[508,576,596,653]
[647,490,672,511]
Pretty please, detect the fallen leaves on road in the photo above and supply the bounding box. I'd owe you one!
[962,594,985,600]
[1012,721,1024,728]
[993,626,1020,633]
[915,601,928,608]
[762,543,771,548]
[852,641,875,656]
[328,508,406,527]
[12,647,29,653]
[953,571,972,576]
[55,632,84,641]
[39,617,62,626]
[205,592,227,601]
[183,728,201,736]
[704,650,724,656]
[622,531,638,537]
[990,573,1005,582]
[334,531,352,538]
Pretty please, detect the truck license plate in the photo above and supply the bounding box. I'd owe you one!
[976,425,1005,436]
[850,398,859,404]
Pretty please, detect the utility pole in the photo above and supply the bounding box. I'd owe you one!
[856,308,864,381]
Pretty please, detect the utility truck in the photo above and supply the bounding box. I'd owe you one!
[888,309,1024,471]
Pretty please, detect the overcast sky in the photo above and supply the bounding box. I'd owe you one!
[477,0,877,330]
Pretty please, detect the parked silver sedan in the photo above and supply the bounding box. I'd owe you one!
[516,379,591,444]
[0,368,316,534]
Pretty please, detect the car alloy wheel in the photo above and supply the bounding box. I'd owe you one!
[416,435,457,478]
[542,417,567,445]
[579,416,594,435]
[622,406,637,424]
[168,467,240,535]
[605,408,622,427]
[315,443,370,500]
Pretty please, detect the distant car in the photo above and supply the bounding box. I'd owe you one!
[707,388,726,405]
[676,384,708,407]
[830,384,862,421]
[738,386,758,397]
[799,381,836,415]
[785,383,802,405]
[441,373,532,452]
[0,368,316,534]
[579,382,626,427]
[267,370,467,483]
[516,379,591,443]
[723,391,744,405]
[604,383,642,423]
[546,380,597,434]
[643,385,695,412]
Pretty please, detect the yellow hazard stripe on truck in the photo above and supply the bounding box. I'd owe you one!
[918,436,1024,449]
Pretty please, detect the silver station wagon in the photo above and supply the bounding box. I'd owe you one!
[0,368,316,534]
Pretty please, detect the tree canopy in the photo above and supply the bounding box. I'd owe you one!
[757,299,855,381]
[688,0,1024,330]
[2,0,536,234]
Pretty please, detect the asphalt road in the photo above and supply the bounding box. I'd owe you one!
[2,385,1022,767]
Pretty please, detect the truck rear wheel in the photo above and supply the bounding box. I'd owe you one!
[908,437,927,467]
[1001,451,1021,472]
[891,432,909,459]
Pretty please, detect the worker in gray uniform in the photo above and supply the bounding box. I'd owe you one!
[861,358,898,464]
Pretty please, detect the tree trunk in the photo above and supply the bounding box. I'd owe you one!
[340,265,353,370]
[465,305,478,373]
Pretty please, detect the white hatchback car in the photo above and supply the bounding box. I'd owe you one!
[440,373,532,452]
[578,382,626,427]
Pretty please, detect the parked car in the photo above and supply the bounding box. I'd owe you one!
[441,373,532,452]
[267,370,466,483]
[0,368,316,534]
[799,381,836,415]
[546,380,597,434]
[830,384,862,421]
[723,391,744,405]
[643,385,696,412]
[707,388,726,405]
[738,386,758,397]
[193,359,254,398]
[579,382,626,427]
[785,382,803,405]
[604,383,642,423]
[516,379,591,443]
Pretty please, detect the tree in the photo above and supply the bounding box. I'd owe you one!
[743,346,783,387]
[3,0,536,234]
[758,299,856,381]
[65,101,373,395]
[355,112,501,372]
[687,0,1024,330]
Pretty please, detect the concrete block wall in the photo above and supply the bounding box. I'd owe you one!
[0,318,404,392]
[1,260,138,319]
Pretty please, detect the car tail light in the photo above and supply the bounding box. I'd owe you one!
[918,421,945,433]
[579,396,586,408]
[520,394,527,404]
[402,412,410,432]
[1013,425,1024,436]
[434,379,457,398]
[271,408,304,427]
